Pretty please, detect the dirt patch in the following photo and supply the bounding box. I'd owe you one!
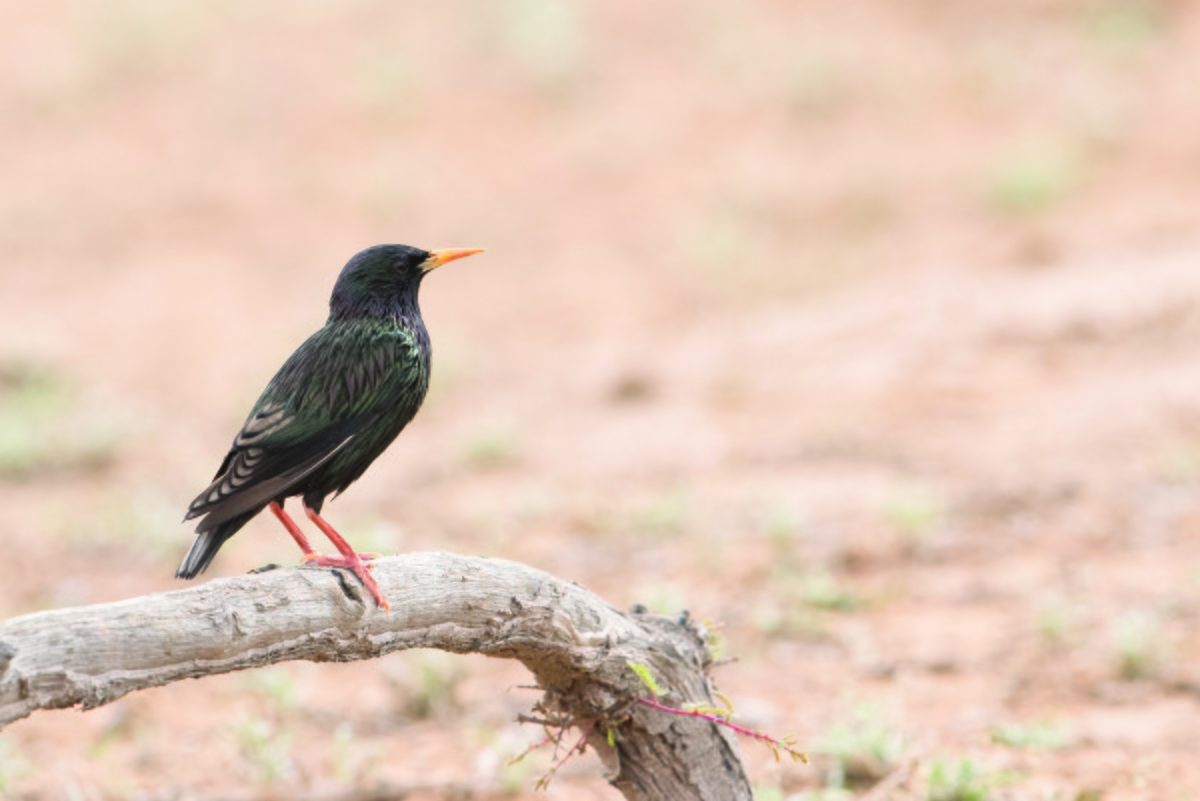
[3,1,1200,798]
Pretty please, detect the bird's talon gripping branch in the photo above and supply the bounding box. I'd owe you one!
[300,554,389,610]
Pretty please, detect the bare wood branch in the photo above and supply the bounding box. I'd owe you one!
[0,551,752,800]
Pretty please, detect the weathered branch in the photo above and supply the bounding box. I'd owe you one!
[0,551,751,800]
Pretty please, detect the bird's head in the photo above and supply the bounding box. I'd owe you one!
[329,244,483,319]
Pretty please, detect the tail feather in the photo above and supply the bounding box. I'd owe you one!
[176,510,258,579]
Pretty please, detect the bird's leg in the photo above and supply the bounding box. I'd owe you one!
[267,499,388,610]
[269,501,320,558]
[300,510,381,563]
[303,505,389,611]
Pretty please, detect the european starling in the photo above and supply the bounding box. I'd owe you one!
[177,244,483,610]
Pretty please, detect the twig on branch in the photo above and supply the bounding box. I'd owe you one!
[634,696,809,763]
[0,551,754,800]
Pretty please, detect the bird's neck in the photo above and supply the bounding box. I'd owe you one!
[328,294,421,325]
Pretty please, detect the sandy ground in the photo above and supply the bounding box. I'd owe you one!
[3,1,1200,798]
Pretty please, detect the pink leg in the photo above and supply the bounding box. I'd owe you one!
[303,505,389,611]
[270,502,318,557]
[268,500,388,611]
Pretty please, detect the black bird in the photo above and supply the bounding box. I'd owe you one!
[178,244,483,610]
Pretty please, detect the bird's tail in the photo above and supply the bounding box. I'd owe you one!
[176,511,256,579]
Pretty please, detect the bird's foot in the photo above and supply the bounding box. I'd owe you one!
[298,505,390,611]
[299,551,389,611]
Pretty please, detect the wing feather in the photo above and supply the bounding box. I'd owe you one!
[185,428,363,528]
[185,320,411,532]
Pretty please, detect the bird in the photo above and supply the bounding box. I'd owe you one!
[177,243,483,611]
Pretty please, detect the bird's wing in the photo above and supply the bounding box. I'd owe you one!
[185,324,413,529]
[184,402,377,528]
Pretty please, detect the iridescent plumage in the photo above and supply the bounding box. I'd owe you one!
[178,244,482,609]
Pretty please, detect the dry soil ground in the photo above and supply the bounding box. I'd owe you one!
[3,2,1200,799]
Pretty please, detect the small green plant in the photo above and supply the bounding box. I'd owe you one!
[764,504,805,546]
[704,618,726,661]
[990,721,1070,750]
[762,503,807,574]
[1112,610,1162,680]
[768,560,863,618]
[753,787,785,801]
[242,666,301,713]
[88,707,135,759]
[883,488,946,542]
[1036,599,1077,648]
[386,651,465,720]
[799,571,861,612]
[500,738,538,795]
[235,715,294,783]
[1155,442,1200,485]
[819,704,906,788]
[0,362,67,476]
[752,599,830,640]
[925,758,993,801]
[1087,0,1164,57]
[0,360,121,480]
[983,143,1081,217]
[632,490,690,539]
[330,722,376,784]
[628,661,663,697]
[463,427,520,469]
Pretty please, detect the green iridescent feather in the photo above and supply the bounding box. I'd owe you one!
[177,244,449,579]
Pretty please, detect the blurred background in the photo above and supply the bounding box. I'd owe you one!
[3,0,1200,798]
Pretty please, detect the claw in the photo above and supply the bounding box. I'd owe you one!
[268,501,390,611]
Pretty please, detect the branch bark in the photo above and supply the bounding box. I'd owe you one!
[0,551,751,800]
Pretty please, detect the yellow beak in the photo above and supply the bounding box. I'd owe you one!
[423,248,485,272]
